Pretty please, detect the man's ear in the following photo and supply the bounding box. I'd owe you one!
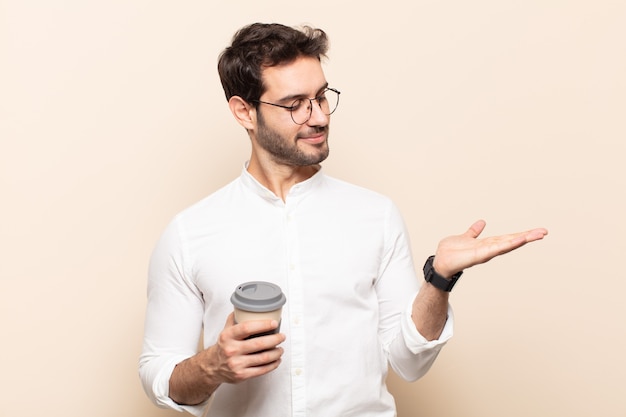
[228,96,256,130]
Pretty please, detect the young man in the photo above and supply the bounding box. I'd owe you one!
[139,23,547,417]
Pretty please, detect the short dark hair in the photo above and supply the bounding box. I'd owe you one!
[217,23,329,104]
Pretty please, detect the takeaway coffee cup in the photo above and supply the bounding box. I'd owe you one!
[230,281,286,337]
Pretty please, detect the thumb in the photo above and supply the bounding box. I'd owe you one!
[465,219,487,239]
[224,311,236,327]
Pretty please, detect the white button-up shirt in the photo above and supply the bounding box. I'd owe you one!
[139,165,453,417]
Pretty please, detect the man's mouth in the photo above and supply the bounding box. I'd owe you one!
[297,128,327,144]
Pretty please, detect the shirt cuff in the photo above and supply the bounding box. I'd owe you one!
[153,356,213,417]
[401,291,454,354]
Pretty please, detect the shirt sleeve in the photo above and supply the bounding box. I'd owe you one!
[375,201,454,382]
[389,290,453,381]
[138,216,209,417]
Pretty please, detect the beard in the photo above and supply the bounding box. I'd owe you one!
[255,110,330,166]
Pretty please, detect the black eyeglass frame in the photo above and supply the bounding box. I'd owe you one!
[252,87,341,125]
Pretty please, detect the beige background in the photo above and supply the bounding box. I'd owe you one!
[1,1,625,416]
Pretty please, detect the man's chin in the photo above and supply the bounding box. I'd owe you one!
[304,143,329,164]
[293,149,329,166]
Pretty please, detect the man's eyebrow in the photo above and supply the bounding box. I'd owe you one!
[276,82,329,102]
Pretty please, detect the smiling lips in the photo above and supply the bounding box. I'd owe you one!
[298,133,326,145]
[297,128,327,145]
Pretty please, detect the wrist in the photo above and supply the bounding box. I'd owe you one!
[169,350,220,405]
[423,256,463,292]
[432,262,449,279]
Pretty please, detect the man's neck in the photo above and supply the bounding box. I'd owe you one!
[246,158,319,201]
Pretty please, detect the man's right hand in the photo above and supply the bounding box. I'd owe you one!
[169,312,286,405]
[204,312,286,383]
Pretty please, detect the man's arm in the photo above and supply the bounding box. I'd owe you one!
[412,220,548,340]
[169,313,286,405]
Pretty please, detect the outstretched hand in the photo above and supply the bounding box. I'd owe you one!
[433,220,548,278]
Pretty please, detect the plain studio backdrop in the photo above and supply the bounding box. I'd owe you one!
[1,1,624,416]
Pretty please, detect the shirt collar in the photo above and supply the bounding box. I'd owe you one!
[240,161,324,202]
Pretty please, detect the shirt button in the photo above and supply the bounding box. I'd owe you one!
[295,368,303,376]
[289,264,295,271]
[293,316,301,326]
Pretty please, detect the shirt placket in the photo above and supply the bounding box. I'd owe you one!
[284,200,306,417]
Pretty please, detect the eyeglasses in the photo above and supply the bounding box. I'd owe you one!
[253,87,340,125]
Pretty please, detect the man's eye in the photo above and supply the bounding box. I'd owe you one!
[290,98,305,110]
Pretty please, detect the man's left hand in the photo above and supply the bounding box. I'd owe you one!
[433,220,548,278]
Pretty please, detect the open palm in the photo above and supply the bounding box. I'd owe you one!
[433,220,548,278]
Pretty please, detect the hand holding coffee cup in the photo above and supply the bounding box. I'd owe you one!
[187,290,286,388]
[231,281,286,338]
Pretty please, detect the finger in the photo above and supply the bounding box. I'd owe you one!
[509,228,549,247]
[223,352,284,383]
[246,345,285,364]
[464,219,486,238]
[527,228,549,241]
[241,332,286,355]
[231,319,281,341]
[224,312,236,327]
[241,356,283,379]
[482,228,547,259]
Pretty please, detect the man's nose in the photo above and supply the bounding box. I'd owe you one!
[306,100,329,126]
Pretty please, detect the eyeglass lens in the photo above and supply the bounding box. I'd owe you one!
[291,89,339,124]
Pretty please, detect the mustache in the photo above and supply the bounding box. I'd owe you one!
[296,125,328,139]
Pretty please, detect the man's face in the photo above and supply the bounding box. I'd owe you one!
[252,56,331,167]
